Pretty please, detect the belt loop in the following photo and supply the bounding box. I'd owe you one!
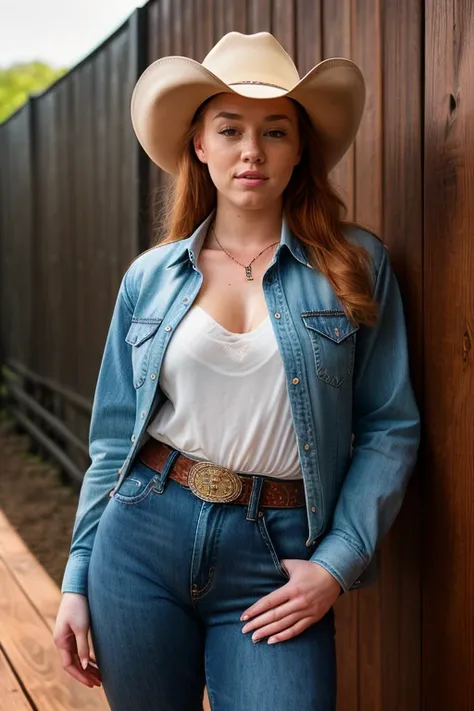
[246,476,264,521]
[154,447,180,493]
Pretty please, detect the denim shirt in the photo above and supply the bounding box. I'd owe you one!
[61,211,421,596]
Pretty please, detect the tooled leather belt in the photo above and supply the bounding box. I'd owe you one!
[138,439,306,508]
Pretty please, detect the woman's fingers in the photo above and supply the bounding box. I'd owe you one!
[247,610,304,642]
[55,627,102,687]
[241,597,300,634]
[57,646,100,687]
[74,626,90,670]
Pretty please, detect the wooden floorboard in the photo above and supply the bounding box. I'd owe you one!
[0,509,109,710]
[0,645,34,710]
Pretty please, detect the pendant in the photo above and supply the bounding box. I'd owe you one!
[245,265,254,281]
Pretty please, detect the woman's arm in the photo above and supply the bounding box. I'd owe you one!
[61,269,137,595]
[310,244,421,592]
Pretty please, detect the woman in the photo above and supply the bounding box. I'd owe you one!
[53,31,420,711]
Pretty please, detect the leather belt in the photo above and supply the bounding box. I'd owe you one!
[138,439,306,508]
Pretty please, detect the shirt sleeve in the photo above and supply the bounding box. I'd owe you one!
[309,244,421,592]
[61,269,137,595]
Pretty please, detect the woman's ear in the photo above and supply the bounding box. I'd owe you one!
[193,133,208,164]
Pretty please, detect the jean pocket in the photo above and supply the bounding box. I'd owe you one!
[301,311,359,388]
[257,513,290,580]
[113,460,159,505]
[256,507,313,581]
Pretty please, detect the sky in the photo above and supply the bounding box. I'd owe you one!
[0,0,147,69]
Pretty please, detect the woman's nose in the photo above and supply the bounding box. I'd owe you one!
[241,137,264,163]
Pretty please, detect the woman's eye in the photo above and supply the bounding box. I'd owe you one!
[218,127,239,137]
[267,130,286,138]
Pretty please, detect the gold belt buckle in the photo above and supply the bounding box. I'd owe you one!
[188,462,243,503]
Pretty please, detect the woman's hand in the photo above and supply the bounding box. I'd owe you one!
[53,592,102,688]
[240,560,342,644]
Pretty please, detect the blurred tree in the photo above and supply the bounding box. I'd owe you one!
[0,62,68,123]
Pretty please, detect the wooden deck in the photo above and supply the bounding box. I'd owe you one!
[0,510,212,711]
[0,509,109,710]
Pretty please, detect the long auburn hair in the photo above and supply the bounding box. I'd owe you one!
[152,96,381,327]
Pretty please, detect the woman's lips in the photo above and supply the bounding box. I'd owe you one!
[235,176,268,187]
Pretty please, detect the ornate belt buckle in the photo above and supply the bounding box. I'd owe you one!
[188,462,243,503]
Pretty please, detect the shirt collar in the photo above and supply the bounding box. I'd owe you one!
[165,210,312,270]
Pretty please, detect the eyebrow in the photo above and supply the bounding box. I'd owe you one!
[212,111,292,122]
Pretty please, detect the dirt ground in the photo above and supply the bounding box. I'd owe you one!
[0,412,80,588]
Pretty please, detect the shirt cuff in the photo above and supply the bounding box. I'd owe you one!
[60,556,90,596]
[309,531,369,593]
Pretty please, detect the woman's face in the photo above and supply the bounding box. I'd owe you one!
[193,93,302,211]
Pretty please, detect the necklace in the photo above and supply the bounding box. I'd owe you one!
[211,223,279,281]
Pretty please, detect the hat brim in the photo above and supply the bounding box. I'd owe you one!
[130,55,365,175]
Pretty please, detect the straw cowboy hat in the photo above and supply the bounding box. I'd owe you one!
[130,31,365,175]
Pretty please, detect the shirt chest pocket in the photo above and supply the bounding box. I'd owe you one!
[125,318,163,388]
[301,311,359,388]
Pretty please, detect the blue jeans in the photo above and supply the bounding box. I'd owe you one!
[88,448,337,711]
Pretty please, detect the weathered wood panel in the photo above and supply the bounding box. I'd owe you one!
[423,1,474,709]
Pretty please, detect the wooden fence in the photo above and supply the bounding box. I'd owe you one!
[0,1,473,709]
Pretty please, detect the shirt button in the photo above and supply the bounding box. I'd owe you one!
[334,327,340,337]
[304,443,310,451]
[183,297,189,303]
[150,373,157,380]
[117,467,122,473]
[164,325,172,332]
[292,377,300,385]
[131,434,136,442]
[274,312,281,319]
[141,411,146,418]
[311,506,316,513]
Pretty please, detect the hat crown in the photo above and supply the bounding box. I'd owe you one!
[202,32,300,91]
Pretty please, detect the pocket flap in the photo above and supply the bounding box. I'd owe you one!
[125,319,162,347]
[301,312,359,344]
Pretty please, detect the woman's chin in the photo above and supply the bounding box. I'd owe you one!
[223,191,278,212]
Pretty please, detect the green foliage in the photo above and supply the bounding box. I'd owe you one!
[0,61,68,123]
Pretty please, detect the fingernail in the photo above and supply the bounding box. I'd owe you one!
[81,658,88,670]
[241,615,249,621]
[267,637,277,644]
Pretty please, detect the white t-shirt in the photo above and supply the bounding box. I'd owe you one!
[146,304,302,479]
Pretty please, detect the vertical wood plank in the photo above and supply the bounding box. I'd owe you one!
[247,0,272,33]
[296,0,322,75]
[380,1,423,710]
[194,0,214,60]
[423,0,474,708]
[322,0,354,217]
[147,0,159,61]
[351,3,383,711]
[214,0,247,37]
[159,0,173,56]
[272,0,295,56]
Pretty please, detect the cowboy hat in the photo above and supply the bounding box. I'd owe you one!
[130,31,365,175]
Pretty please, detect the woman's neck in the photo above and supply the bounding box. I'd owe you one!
[208,201,283,253]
